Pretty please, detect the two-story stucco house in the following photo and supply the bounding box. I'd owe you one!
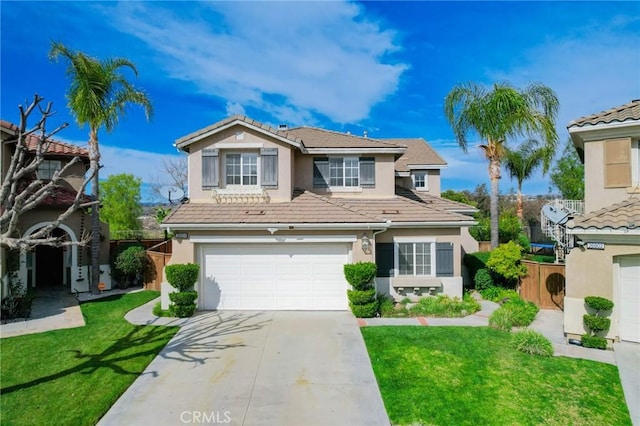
[564,100,640,343]
[0,120,111,297]
[161,115,477,311]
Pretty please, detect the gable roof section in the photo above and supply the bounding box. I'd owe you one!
[174,115,303,151]
[390,138,447,172]
[569,197,640,232]
[1,120,89,158]
[395,187,478,214]
[568,100,640,129]
[285,127,406,152]
[163,188,475,228]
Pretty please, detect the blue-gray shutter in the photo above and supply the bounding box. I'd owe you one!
[376,243,395,277]
[436,242,454,277]
[202,149,219,188]
[360,157,375,187]
[313,157,329,188]
[260,148,278,187]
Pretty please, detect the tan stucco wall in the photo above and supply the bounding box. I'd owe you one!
[584,139,635,213]
[394,170,441,196]
[294,153,397,198]
[187,126,294,202]
[564,242,640,340]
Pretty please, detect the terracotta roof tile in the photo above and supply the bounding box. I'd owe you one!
[1,120,89,157]
[570,197,640,231]
[390,138,447,171]
[286,126,405,149]
[164,189,474,226]
[568,100,640,128]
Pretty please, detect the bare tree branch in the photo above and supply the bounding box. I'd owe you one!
[150,155,188,203]
[0,94,98,251]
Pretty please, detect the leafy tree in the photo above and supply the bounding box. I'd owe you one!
[503,139,546,221]
[441,189,478,208]
[100,174,143,233]
[550,139,584,200]
[50,42,153,293]
[444,81,559,248]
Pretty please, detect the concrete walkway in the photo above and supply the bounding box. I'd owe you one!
[614,342,640,426]
[100,300,389,426]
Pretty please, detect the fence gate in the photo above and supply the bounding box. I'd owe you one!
[520,260,565,310]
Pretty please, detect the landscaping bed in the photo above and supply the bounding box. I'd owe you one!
[380,293,481,318]
[362,326,631,425]
[0,291,178,426]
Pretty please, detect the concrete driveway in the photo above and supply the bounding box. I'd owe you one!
[99,309,389,426]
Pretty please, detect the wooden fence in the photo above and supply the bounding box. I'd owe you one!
[143,240,172,291]
[520,260,565,310]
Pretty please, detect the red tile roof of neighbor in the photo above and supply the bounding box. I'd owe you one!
[568,100,640,128]
[0,120,89,158]
[17,181,93,207]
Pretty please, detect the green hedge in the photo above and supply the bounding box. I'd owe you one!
[169,304,197,318]
[343,262,377,290]
[347,289,377,305]
[464,251,491,285]
[350,301,378,318]
[169,291,198,306]
[581,334,608,350]
[166,263,199,291]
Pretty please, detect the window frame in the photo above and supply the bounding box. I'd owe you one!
[393,237,436,277]
[37,160,62,180]
[412,171,427,190]
[224,152,259,187]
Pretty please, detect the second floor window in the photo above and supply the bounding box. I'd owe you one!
[37,160,62,180]
[413,172,427,190]
[226,153,258,186]
[314,156,375,189]
[329,157,359,187]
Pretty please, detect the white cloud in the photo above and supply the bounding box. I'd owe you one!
[103,1,408,124]
[225,102,245,117]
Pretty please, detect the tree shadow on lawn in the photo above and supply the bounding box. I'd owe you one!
[1,308,269,396]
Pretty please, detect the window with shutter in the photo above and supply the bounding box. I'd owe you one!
[260,148,278,187]
[202,149,219,188]
[604,138,631,188]
[313,157,330,188]
[360,157,375,187]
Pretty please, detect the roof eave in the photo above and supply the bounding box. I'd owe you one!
[305,147,406,155]
[162,222,389,230]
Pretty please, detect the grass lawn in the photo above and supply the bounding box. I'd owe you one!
[0,291,178,426]
[362,327,631,426]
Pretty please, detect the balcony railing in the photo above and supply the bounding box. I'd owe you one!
[540,199,584,262]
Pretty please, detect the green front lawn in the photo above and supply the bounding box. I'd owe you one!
[1,291,178,426]
[362,327,631,425]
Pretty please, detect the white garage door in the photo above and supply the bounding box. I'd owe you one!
[201,243,350,310]
[619,255,640,343]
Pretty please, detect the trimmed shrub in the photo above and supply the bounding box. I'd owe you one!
[585,296,614,312]
[582,334,608,350]
[166,263,199,291]
[489,296,539,331]
[347,289,377,305]
[169,291,198,306]
[350,301,379,318]
[343,262,377,290]
[486,241,528,286]
[489,308,516,331]
[464,251,491,283]
[114,246,147,288]
[513,329,554,356]
[474,268,494,291]
[169,304,197,318]
[583,315,611,333]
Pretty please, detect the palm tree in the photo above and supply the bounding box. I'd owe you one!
[503,139,546,221]
[444,81,558,249]
[49,42,153,293]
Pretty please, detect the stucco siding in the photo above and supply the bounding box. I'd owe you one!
[584,139,634,212]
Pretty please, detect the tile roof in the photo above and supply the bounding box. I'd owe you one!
[286,127,405,150]
[570,197,640,231]
[164,189,474,226]
[568,99,640,128]
[16,180,93,207]
[395,187,478,213]
[388,139,447,171]
[1,120,89,157]
[175,115,302,147]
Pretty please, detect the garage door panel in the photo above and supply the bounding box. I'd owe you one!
[202,243,349,310]
[620,256,640,343]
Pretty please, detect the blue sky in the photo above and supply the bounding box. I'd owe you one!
[1,1,639,202]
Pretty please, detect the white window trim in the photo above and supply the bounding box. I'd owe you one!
[328,156,360,189]
[631,139,640,187]
[412,171,428,191]
[392,237,436,277]
[224,151,260,188]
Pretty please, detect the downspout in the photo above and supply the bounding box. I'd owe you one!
[371,220,392,261]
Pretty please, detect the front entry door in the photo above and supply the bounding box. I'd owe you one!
[35,245,63,288]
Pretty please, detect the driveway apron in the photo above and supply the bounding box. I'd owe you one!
[98,310,389,426]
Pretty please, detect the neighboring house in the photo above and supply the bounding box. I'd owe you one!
[0,120,111,296]
[564,100,640,343]
[161,115,477,311]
